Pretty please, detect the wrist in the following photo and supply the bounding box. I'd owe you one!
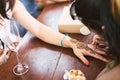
[68,38,79,49]
[60,35,71,47]
[66,38,87,49]
[63,37,76,49]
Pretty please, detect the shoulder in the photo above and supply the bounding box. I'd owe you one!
[96,64,120,80]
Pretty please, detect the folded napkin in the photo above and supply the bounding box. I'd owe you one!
[58,6,90,35]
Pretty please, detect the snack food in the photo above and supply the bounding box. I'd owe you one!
[63,69,86,80]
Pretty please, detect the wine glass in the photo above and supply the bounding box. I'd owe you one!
[5,19,29,75]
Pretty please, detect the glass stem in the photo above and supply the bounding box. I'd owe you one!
[15,50,23,72]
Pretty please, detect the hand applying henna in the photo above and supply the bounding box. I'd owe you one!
[92,35,109,52]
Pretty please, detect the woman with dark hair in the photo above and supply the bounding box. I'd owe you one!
[71,0,120,79]
[0,0,108,65]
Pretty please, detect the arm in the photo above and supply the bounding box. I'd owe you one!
[12,0,108,65]
[35,0,72,5]
[12,0,71,47]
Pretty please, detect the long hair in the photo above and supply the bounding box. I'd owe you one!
[74,0,120,62]
[0,0,15,19]
[111,0,120,24]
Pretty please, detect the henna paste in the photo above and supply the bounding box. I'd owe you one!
[70,38,95,54]
[76,42,87,49]
[70,38,78,43]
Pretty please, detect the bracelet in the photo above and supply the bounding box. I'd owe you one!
[61,36,66,47]
[60,34,69,47]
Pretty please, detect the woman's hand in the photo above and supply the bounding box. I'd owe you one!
[70,38,109,66]
[92,34,108,52]
[0,49,12,65]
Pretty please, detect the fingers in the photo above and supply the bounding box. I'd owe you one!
[78,55,89,66]
[74,50,89,65]
[87,52,109,62]
[83,45,109,62]
[83,46,109,62]
[79,54,89,65]
[88,44,106,55]
[92,35,101,44]
[0,49,12,65]
[0,49,4,55]
[0,51,7,65]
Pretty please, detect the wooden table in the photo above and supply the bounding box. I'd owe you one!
[0,2,106,80]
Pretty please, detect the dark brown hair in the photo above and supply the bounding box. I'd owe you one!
[111,0,120,24]
[0,0,15,19]
[73,0,120,62]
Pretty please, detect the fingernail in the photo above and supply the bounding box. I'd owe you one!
[106,59,110,62]
[85,61,89,66]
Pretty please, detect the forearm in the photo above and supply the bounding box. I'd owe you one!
[35,0,73,6]
[35,0,72,3]
[33,23,73,48]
